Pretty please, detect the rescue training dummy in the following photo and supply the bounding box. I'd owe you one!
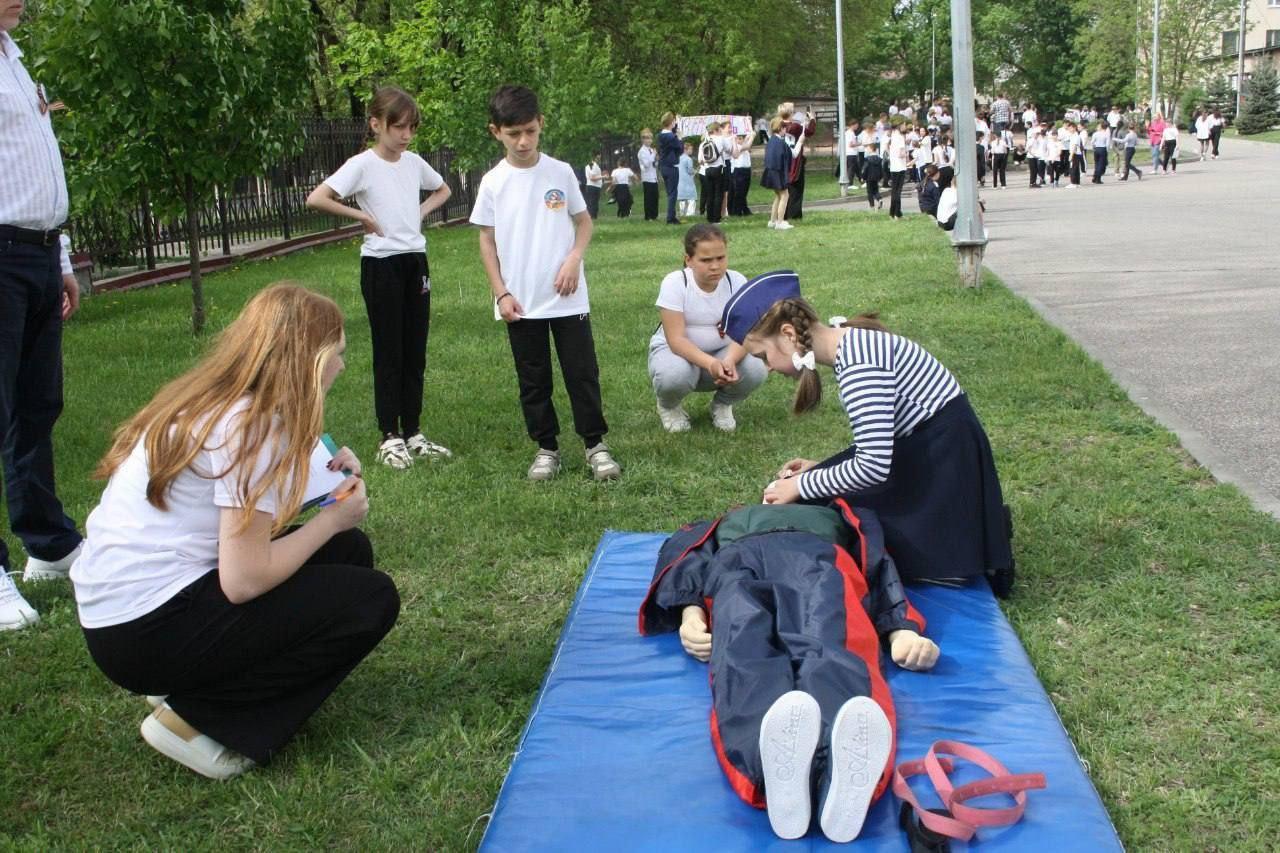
[639,502,939,842]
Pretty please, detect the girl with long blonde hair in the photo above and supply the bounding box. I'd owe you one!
[72,283,399,780]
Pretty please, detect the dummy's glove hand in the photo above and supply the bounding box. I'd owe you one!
[679,605,712,662]
[888,629,940,671]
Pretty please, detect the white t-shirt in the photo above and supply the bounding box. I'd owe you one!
[585,163,602,187]
[72,400,324,629]
[469,154,589,320]
[937,187,958,225]
[610,167,636,186]
[653,268,747,352]
[323,149,444,258]
[732,147,751,169]
[939,112,953,127]
[888,134,908,173]
[1194,117,1212,139]
[1161,125,1179,143]
[845,128,859,155]
[637,145,658,182]
[1107,110,1121,128]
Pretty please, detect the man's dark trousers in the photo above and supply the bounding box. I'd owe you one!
[0,238,81,570]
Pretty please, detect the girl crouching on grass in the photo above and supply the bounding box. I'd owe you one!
[71,284,399,779]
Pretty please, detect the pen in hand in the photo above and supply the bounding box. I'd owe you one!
[318,475,362,508]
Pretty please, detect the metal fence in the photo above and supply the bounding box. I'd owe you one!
[65,118,490,280]
[65,122,646,280]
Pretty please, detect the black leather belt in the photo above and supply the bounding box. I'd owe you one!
[0,225,62,247]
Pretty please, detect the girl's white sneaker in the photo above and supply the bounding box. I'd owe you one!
[140,704,254,780]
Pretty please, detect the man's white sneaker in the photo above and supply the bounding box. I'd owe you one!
[656,401,691,433]
[585,443,621,481]
[819,696,893,843]
[140,704,254,780]
[710,400,737,432]
[376,436,414,470]
[761,690,821,840]
[404,432,452,459]
[23,541,82,582]
[0,572,40,631]
[527,449,561,481]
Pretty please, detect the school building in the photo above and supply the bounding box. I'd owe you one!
[1214,0,1280,91]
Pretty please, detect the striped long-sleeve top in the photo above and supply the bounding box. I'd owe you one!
[796,327,961,500]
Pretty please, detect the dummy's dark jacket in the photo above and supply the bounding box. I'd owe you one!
[639,500,925,808]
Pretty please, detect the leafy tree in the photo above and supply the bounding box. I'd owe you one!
[327,0,638,170]
[28,0,315,333]
[1236,61,1280,135]
[1204,72,1235,122]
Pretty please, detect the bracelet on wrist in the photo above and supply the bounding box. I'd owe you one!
[497,293,514,305]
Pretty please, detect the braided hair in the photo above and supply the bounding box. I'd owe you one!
[750,298,887,414]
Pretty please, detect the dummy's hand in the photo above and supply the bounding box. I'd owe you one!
[888,629,940,671]
[679,605,712,662]
[776,458,816,480]
[359,211,385,237]
[762,476,801,505]
[61,274,80,320]
[553,252,581,296]
[320,475,368,531]
[498,294,525,323]
[327,446,362,477]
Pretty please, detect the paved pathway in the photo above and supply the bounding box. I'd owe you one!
[980,135,1280,518]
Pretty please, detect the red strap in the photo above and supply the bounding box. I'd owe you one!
[894,740,1047,841]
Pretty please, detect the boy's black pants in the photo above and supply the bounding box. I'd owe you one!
[992,152,1007,186]
[704,166,726,223]
[506,314,608,451]
[82,529,399,766]
[361,253,431,437]
[642,181,659,220]
[730,167,752,214]
[614,186,633,217]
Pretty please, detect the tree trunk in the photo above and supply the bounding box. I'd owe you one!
[184,173,206,335]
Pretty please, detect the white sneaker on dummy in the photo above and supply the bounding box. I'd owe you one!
[760,690,821,839]
[819,695,893,842]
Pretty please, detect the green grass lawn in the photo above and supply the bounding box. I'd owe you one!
[1225,127,1280,144]
[2,211,1277,849]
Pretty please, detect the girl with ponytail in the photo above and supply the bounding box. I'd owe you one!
[720,271,1014,592]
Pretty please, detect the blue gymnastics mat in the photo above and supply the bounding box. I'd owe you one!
[480,531,1122,852]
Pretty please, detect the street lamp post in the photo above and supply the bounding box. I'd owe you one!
[1237,0,1247,119]
[836,0,849,196]
[1151,0,1159,115]
[949,0,986,287]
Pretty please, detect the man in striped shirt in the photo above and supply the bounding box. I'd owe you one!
[0,2,84,631]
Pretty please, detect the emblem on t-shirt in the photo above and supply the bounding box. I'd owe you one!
[544,189,566,210]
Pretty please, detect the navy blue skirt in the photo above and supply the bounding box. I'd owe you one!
[810,394,1013,587]
[760,168,789,190]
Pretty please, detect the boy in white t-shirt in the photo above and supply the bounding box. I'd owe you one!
[470,85,621,481]
[609,158,637,218]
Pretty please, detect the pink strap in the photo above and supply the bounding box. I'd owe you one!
[893,740,1048,841]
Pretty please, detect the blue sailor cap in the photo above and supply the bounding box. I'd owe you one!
[718,270,802,344]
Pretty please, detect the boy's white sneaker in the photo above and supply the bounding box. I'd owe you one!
[656,402,691,433]
[23,541,82,582]
[585,443,621,481]
[527,449,561,481]
[404,432,452,459]
[819,696,893,843]
[0,572,40,631]
[140,703,254,781]
[376,436,414,470]
[709,400,737,432]
[761,690,822,840]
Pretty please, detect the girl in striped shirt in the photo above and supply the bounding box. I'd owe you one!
[720,271,1014,592]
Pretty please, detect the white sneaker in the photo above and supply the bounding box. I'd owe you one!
[376,436,413,470]
[775,221,795,231]
[145,695,167,709]
[767,220,777,229]
[23,541,82,582]
[140,704,254,780]
[0,571,40,631]
[656,402,691,433]
[818,696,893,843]
[527,449,561,481]
[709,400,736,432]
[404,432,452,459]
[585,443,621,481]
[761,690,821,840]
